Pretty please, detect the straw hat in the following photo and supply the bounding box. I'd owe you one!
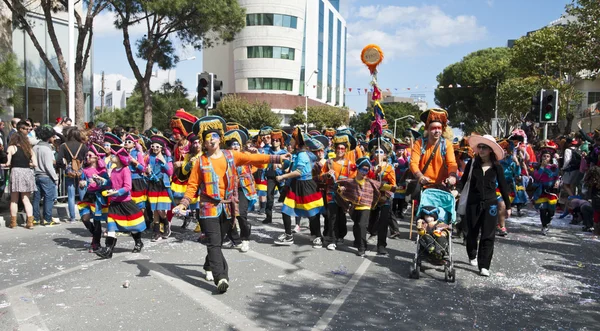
[469,134,504,160]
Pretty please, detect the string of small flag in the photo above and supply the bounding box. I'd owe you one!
[311,84,494,94]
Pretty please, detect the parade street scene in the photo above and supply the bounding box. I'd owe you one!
[0,0,600,330]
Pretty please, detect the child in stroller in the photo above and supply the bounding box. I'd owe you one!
[416,206,451,260]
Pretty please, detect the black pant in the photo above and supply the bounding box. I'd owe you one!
[309,215,322,237]
[265,178,279,213]
[540,209,555,227]
[324,202,346,244]
[352,209,370,250]
[369,204,391,247]
[237,189,252,240]
[466,201,498,270]
[202,213,231,285]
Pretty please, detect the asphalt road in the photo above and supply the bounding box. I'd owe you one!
[0,205,598,331]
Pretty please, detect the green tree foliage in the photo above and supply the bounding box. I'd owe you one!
[109,0,246,130]
[0,53,23,112]
[210,94,281,129]
[565,0,600,73]
[348,112,371,135]
[434,48,514,134]
[94,80,197,131]
[348,102,420,138]
[289,105,349,130]
[511,25,585,133]
[3,0,108,125]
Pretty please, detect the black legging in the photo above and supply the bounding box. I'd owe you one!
[236,188,252,240]
[540,209,555,227]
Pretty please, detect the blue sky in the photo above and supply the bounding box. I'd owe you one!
[92,0,570,114]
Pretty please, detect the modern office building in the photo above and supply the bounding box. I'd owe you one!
[203,0,346,127]
[0,1,93,124]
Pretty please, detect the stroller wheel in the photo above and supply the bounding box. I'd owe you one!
[409,265,420,279]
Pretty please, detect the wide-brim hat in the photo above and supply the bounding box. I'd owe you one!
[331,133,357,151]
[258,126,273,136]
[408,128,421,139]
[192,115,227,142]
[104,132,122,145]
[420,108,448,129]
[497,138,515,153]
[323,128,336,138]
[187,133,199,144]
[469,134,505,160]
[305,138,325,151]
[539,140,558,155]
[171,109,199,137]
[368,137,393,154]
[291,127,307,147]
[110,144,130,165]
[270,129,288,145]
[355,133,367,142]
[356,157,371,169]
[224,129,248,148]
[382,129,396,144]
[308,130,320,137]
[312,135,330,150]
[150,134,174,151]
[226,122,249,138]
[91,142,109,156]
[394,142,409,151]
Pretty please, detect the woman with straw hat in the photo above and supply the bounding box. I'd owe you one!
[461,134,511,277]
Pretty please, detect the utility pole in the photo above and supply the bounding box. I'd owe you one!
[494,78,499,136]
[100,71,105,113]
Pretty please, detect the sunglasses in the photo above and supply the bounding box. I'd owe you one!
[374,150,385,155]
[477,144,490,150]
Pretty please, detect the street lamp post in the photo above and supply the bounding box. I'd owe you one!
[305,70,319,133]
[168,56,196,88]
[394,115,415,139]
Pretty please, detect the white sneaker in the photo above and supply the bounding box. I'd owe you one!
[240,240,250,253]
[312,237,323,248]
[326,243,336,251]
[480,268,490,277]
[277,233,287,241]
[469,259,478,266]
[217,278,229,293]
[205,271,214,281]
[367,235,377,245]
[293,224,301,233]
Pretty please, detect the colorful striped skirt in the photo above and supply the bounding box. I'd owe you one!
[107,200,146,233]
[147,181,173,211]
[171,178,187,200]
[282,179,324,218]
[131,178,148,209]
[534,192,558,211]
[394,182,408,200]
[77,192,108,221]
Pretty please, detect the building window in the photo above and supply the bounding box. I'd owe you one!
[247,46,295,60]
[588,92,600,105]
[116,81,121,91]
[246,14,298,28]
[248,78,293,91]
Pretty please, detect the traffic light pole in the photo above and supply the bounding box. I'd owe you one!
[543,123,548,140]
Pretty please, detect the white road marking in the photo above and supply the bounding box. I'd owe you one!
[4,286,49,331]
[135,259,264,331]
[311,257,372,331]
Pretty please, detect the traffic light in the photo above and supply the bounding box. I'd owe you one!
[531,92,541,122]
[209,73,222,110]
[197,72,210,110]
[540,89,559,123]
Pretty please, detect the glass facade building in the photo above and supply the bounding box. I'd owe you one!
[11,14,92,124]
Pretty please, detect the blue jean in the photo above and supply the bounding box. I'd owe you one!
[65,177,77,221]
[33,176,57,223]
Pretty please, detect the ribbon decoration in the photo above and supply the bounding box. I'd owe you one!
[361,44,385,138]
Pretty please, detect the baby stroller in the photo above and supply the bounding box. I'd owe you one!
[409,188,457,282]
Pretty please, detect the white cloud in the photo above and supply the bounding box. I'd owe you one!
[93,11,146,38]
[487,0,494,7]
[345,5,487,70]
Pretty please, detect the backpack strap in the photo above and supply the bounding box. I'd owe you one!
[65,144,83,160]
